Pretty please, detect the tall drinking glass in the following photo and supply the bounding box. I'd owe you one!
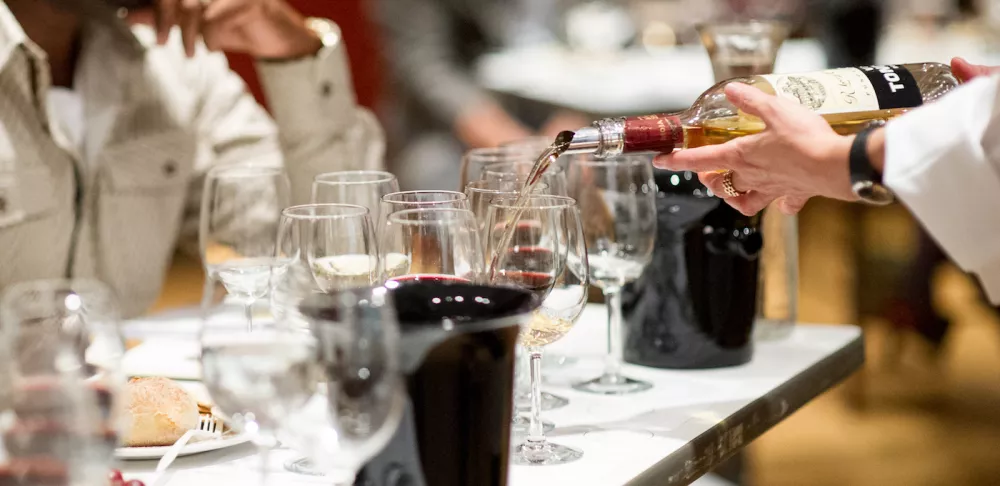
[485,195,589,465]
[0,279,125,485]
[569,157,656,395]
[200,164,291,331]
[312,171,399,224]
[380,208,485,284]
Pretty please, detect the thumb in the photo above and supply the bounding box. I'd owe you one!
[724,82,780,122]
[951,57,1000,83]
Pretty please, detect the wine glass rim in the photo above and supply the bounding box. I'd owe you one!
[314,170,397,185]
[483,160,565,174]
[696,19,789,35]
[571,156,649,168]
[464,180,550,193]
[488,194,577,210]
[207,163,284,178]
[281,203,370,219]
[463,147,530,162]
[387,207,477,225]
[382,190,468,204]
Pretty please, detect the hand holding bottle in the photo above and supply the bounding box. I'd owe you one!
[653,82,857,216]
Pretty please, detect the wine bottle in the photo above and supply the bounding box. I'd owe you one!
[564,63,959,156]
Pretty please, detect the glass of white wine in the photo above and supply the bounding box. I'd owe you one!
[568,156,656,395]
[270,204,379,326]
[485,195,589,465]
[200,164,291,331]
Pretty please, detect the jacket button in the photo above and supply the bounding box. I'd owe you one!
[163,160,177,177]
[320,82,333,97]
[0,196,6,213]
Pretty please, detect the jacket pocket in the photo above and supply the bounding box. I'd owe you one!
[96,130,197,316]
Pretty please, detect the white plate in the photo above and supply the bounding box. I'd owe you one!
[115,433,253,460]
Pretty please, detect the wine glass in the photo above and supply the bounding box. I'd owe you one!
[201,280,321,486]
[200,163,291,331]
[485,195,589,465]
[290,286,406,483]
[379,190,469,230]
[379,208,485,284]
[482,161,570,196]
[279,204,379,292]
[0,279,125,485]
[459,147,527,190]
[312,171,399,223]
[568,156,657,395]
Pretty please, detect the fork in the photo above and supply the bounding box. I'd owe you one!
[151,414,223,486]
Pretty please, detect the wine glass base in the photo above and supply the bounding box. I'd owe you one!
[511,415,555,435]
[572,374,652,395]
[512,441,583,466]
[284,457,326,476]
[515,391,569,412]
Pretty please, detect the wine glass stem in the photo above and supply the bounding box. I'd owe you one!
[602,287,624,381]
[245,300,254,332]
[258,440,271,486]
[526,347,546,444]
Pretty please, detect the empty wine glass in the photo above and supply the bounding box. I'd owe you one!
[312,171,399,223]
[379,208,485,284]
[290,286,406,483]
[459,147,528,191]
[482,161,570,196]
[201,281,321,486]
[485,195,589,465]
[200,164,291,331]
[379,190,469,230]
[0,279,125,485]
[568,156,657,395]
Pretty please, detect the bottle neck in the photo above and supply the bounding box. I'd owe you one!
[565,113,684,157]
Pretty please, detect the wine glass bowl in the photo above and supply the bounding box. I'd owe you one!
[379,190,470,230]
[568,156,657,395]
[379,208,485,284]
[312,171,400,223]
[200,164,291,330]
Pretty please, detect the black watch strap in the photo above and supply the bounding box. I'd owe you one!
[849,120,894,205]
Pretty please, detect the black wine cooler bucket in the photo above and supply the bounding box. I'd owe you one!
[621,169,762,369]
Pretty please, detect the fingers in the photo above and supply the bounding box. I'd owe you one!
[724,83,778,122]
[727,191,775,216]
[775,195,809,215]
[950,57,1000,83]
[155,0,179,44]
[178,0,204,57]
[698,170,748,198]
[653,138,748,172]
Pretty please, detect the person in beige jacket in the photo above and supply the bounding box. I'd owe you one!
[0,0,384,317]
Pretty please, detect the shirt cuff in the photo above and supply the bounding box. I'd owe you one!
[884,76,1000,281]
[256,41,356,137]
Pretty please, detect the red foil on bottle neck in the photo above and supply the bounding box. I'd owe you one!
[623,114,682,154]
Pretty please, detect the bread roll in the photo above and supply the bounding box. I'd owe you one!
[122,377,199,447]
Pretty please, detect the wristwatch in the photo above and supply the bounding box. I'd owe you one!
[849,120,894,206]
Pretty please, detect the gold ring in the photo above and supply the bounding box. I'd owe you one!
[722,170,746,198]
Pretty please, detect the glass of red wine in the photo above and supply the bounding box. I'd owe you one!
[379,208,485,285]
[0,279,125,485]
[485,195,590,465]
[568,156,657,395]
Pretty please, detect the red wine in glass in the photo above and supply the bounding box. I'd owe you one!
[388,274,472,284]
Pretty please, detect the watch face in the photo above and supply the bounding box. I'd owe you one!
[852,181,894,206]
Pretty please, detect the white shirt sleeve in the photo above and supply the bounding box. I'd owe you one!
[883,75,1000,303]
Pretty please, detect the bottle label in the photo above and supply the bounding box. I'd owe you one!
[760,65,922,114]
[623,114,682,153]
